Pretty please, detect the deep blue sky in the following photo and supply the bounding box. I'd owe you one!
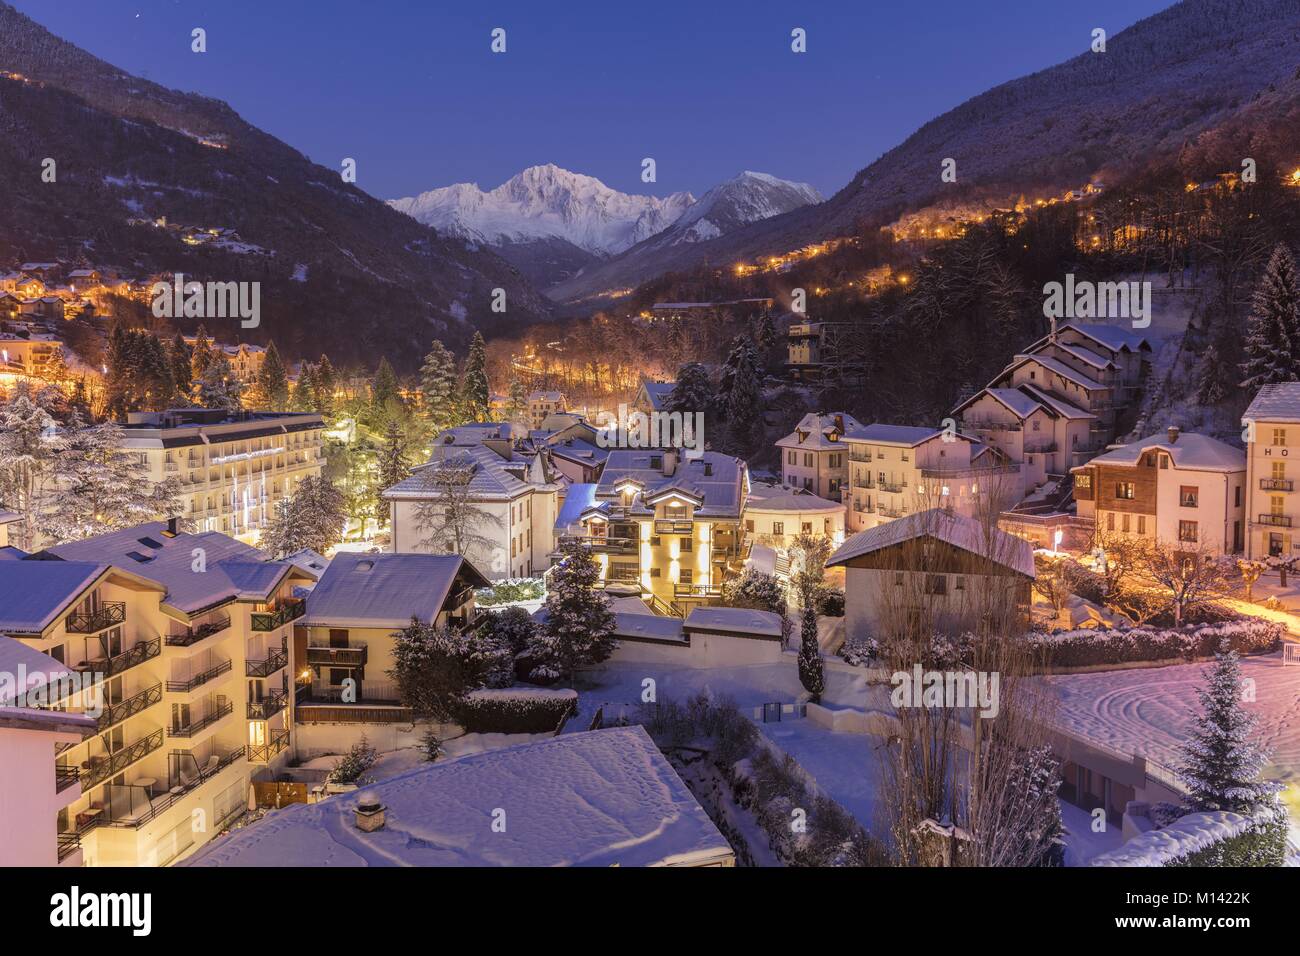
[14,0,1172,201]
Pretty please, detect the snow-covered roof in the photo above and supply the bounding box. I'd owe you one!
[1015,383,1096,420]
[613,611,687,644]
[385,443,556,502]
[555,483,598,532]
[46,523,291,615]
[745,489,844,513]
[184,727,733,867]
[841,423,947,446]
[827,508,1035,578]
[776,411,866,451]
[1066,322,1151,354]
[684,606,783,639]
[283,548,329,577]
[1243,382,1300,423]
[301,552,488,629]
[596,450,747,519]
[638,379,676,412]
[1006,353,1105,392]
[0,636,74,704]
[0,561,112,634]
[1080,430,1244,473]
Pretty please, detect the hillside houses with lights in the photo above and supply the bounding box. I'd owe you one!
[1242,383,1300,559]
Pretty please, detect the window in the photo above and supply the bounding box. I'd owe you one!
[650,567,661,578]
[1075,474,1091,490]
[1137,516,1146,535]
[1235,485,1242,508]
[1179,486,1199,508]
[787,450,796,465]
[329,668,349,686]
[1159,455,1169,470]
[924,574,947,595]
[1122,514,1130,533]
[894,572,904,586]
[650,536,661,546]
[1178,521,1198,543]
[744,520,754,533]
[1274,428,1287,447]
[1031,419,1040,432]
[1115,482,1135,500]
[680,537,692,553]
[954,576,965,590]
[804,453,813,468]
[802,522,813,534]
[772,521,784,535]
[679,568,693,585]
[1273,461,1286,479]
[329,629,348,648]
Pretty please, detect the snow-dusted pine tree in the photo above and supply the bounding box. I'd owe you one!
[665,362,714,419]
[724,338,765,456]
[195,353,243,411]
[419,340,459,430]
[461,331,490,423]
[260,474,345,556]
[374,419,410,521]
[1197,342,1229,405]
[0,385,59,550]
[536,537,616,681]
[1240,243,1300,390]
[1177,644,1282,813]
[39,415,182,543]
[798,604,825,702]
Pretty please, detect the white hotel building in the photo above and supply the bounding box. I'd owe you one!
[120,408,325,542]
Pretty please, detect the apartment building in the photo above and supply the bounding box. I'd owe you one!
[119,407,325,543]
[182,339,267,385]
[385,440,561,580]
[840,424,1023,535]
[1242,383,1300,559]
[0,520,315,866]
[294,552,488,729]
[0,331,65,379]
[565,448,749,615]
[0,638,96,867]
[785,320,864,383]
[633,375,675,416]
[1071,427,1245,554]
[955,322,1151,481]
[776,411,865,498]
[744,486,845,550]
[527,390,566,429]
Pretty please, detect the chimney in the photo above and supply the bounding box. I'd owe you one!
[165,516,180,536]
[354,791,386,832]
[1166,425,1180,444]
[833,414,844,433]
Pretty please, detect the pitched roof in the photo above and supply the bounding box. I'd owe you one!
[385,443,554,502]
[827,508,1035,578]
[1005,353,1105,392]
[1243,382,1300,423]
[596,450,747,518]
[1066,322,1151,354]
[776,411,866,450]
[841,423,947,446]
[300,552,488,628]
[683,606,783,639]
[0,561,112,634]
[637,378,676,411]
[1079,431,1244,472]
[184,727,732,868]
[0,635,75,704]
[554,483,598,532]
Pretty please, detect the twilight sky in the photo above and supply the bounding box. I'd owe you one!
[15,0,1171,201]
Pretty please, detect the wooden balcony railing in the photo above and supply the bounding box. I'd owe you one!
[164,614,232,647]
[251,598,305,631]
[80,728,165,792]
[96,683,163,732]
[247,729,291,764]
[247,690,288,721]
[165,659,232,693]
[246,645,289,678]
[305,645,367,667]
[73,638,160,681]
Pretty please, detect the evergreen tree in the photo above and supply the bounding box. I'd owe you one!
[506,377,527,424]
[168,332,193,404]
[0,385,60,550]
[372,357,400,409]
[1177,645,1282,813]
[290,363,316,412]
[39,415,182,543]
[190,325,214,382]
[195,353,243,412]
[260,474,346,556]
[388,620,489,722]
[314,354,337,416]
[419,340,459,430]
[461,331,490,422]
[1197,342,1229,406]
[254,341,290,411]
[665,362,714,419]
[375,418,411,521]
[1241,244,1300,389]
[724,338,765,456]
[530,537,616,680]
[798,603,825,702]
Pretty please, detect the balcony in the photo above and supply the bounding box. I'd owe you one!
[246,645,289,678]
[251,598,305,631]
[879,482,905,494]
[96,683,163,732]
[1258,513,1293,527]
[65,601,126,634]
[247,729,291,764]
[247,690,288,721]
[673,583,723,601]
[168,701,234,738]
[73,638,160,681]
[80,728,165,792]
[305,644,367,668]
[564,534,638,555]
[55,764,81,793]
[1261,478,1294,492]
[654,519,694,535]
[100,747,246,829]
[56,831,80,863]
[164,614,232,647]
[165,659,232,693]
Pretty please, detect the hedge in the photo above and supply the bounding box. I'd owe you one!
[1030,619,1284,668]
[455,687,578,734]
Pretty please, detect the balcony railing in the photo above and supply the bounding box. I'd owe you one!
[56,831,80,862]
[654,519,694,535]
[251,598,305,631]
[101,747,246,829]
[879,482,905,494]
[73,638,160,681]
[247,729,291,764]
[80,728,165,792]
[65,602,126,634]
[164,615,232,647]
[673,583,723,600]
[165,659,232,693]
[246,646,289,678]
[305,644,367,667]
[55,764,81,793]
[247,690,288,721]
[96,683,163,732]
[1260,478,1294,492]
[563,534,638,554]
[1258,513,1293,527]
[169,701,233,738]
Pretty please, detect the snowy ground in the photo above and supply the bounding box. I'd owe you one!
[1044,650,1300,845]
[297,732,559,785]
[1059,799,1125,865]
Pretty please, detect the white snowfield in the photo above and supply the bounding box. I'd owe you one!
[1046,652,1300,843]
[184,727,733,867]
